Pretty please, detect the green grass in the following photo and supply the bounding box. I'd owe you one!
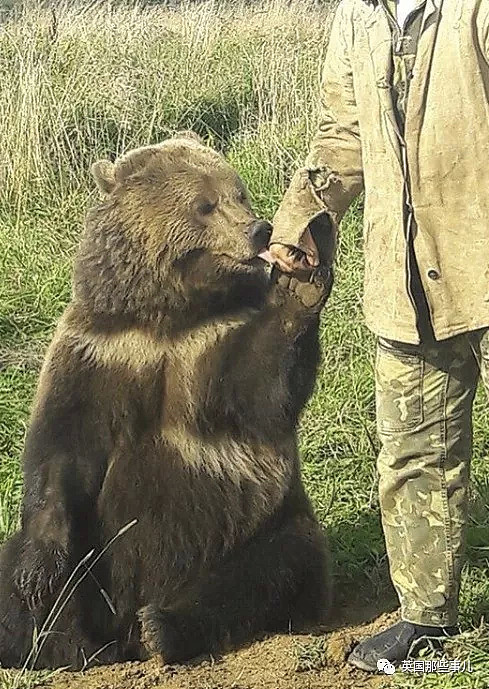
[0,1,488,686]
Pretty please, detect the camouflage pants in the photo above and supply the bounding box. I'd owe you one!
[376,329,489,626]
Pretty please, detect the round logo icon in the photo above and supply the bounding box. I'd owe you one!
[377,658,396,675]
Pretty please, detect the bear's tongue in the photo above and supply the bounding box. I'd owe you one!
[257,249,274,264]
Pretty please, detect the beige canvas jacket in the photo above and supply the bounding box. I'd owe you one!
[271,0,489,344]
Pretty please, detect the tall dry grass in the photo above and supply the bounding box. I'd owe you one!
[0,0,335,210]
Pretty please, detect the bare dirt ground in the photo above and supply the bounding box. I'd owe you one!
[42,607,398,689]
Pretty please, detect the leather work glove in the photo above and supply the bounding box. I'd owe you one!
[268,226,320,275]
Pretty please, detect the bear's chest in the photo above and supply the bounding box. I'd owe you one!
[158,315,293,491]
[162,315,247,425]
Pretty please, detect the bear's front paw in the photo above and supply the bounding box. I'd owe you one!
[271,265,333,312]
[14,540,68,610]
[138,605,206,664]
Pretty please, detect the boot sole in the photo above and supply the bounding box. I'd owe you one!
[347,652,382,673]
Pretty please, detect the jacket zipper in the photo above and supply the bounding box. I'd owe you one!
[380,1,419,326]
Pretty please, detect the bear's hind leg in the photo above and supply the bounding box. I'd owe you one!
[139,513,331,664]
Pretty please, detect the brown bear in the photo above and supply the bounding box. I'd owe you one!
[0,133,332,671]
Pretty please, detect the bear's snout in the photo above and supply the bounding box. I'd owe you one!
[246,219,272,253]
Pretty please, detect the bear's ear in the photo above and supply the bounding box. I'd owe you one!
[173,130,204,145]
[91,159,117,195]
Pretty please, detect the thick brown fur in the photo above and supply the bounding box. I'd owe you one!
[0,134,333,670]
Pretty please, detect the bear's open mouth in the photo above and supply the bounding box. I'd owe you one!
[220,252,269,268]
[257,249,273,264]
[243,252,273,268]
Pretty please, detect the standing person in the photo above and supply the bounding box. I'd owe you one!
[269,0,489,672]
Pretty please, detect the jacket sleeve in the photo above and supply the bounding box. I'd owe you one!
[271,0,364,254]
[479,7,489,61]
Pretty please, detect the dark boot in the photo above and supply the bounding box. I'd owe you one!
[348,621,458,672]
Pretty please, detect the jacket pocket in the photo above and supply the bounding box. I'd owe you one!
[375,338,424,434]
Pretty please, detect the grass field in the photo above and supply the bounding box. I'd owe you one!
[1,0,489,686]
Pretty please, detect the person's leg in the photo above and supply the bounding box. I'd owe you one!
[378,335,478,625]
[471,328,489,393]
[349,333,479,670]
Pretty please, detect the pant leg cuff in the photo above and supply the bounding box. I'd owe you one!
[401,606,458,627]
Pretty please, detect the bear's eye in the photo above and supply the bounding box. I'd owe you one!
[198,200,218,216]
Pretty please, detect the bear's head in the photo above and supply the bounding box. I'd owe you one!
[73,133,272,330]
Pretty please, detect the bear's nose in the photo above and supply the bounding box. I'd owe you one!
[247,219,273,249]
